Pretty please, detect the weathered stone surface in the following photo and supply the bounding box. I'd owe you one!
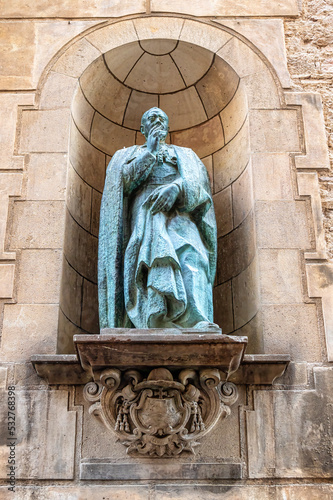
[259,249,303,304]
[91,189,102,237]
[0,263,15,298]
[39,71,78,109]
[80,57,131,124]
[171,115,224,158]
[75,331,246,374]
[0,93,34,170]
[57,308,82,354]
[273,361,308,387]
[123,91,159,130]
[10,201,65,249]
[86,20,138,54]
[0,367,7,389]
[0,22,35,89]
[247,367,333,478]
[155,485,273,500]
[81,279,99,333]
[64,209,98,283]
[2,485,333,500]
[217,210,256,283]
[230,354,290,385]
[160,87,207,131]
[171,43,214,87]
[19,109,71,153]
[125,53,185,94]
[31,355,90,385]
[90,112,136,156]
[249,110,300,152]
[306,262,333,362]
[180,19,232,53]
[0,173,23,261]
[33,21,100,87]
[201,155,213,189]
[69,119,106,193]
[104,42,143,82]
[213,186,233,238]
[262,304,322,362]
[217,19,291,88]
[213,119,250,191]
[255,201,311,249]
[71,84,95,141]
[53,38,101,79]
[133,16,184,42]
[196,57,239,119]
[298,171,327,259]
[220,81,248,144]
[252,153,294,201]
[242,65,281,109]
[80,461,242,480]
[213,280,233,334]
[0,1,146,18]
[60,258,83,326]
[233,256,260,330]
[286,92,330,170]
[66,162,92,231]
[25,153,67,201]
[235,313,263,354]
[0,389,76,479]
[232,161,254,227]
[17,249,62,303]
[151,0,299,16]
[14,362,48,387]
[217,37,280,108]
[0,304,58,362]
[0,485,151,499]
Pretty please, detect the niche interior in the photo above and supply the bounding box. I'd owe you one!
[57,39,258,353]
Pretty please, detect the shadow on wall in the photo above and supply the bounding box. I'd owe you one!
[57,39,259,353]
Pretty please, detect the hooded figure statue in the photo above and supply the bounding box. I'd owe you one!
[98,107,218,330]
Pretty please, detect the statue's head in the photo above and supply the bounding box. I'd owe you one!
[141,107,169,141]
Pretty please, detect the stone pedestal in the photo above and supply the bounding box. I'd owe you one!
[32,329,289,467]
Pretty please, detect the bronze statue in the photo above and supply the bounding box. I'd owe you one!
[98,107,217,330]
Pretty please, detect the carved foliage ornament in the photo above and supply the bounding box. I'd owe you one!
[83,367,238,457]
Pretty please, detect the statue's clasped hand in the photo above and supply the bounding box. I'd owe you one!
[146,184,179,215]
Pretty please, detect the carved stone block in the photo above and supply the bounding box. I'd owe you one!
[84,366,238,457]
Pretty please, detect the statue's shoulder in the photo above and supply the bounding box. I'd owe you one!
[107,145,138,169]
[173,145,200,160]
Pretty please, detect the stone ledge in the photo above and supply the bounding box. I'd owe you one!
[31,332,289,385]
[80,460,242,480]
[74,330,247,375]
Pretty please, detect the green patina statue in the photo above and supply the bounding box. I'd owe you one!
[98,107,218,330]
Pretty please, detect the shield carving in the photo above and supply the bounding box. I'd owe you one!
[137,397,184,434]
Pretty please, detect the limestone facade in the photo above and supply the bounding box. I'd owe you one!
[0,1,332,498]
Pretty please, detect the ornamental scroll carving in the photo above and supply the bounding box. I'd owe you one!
[83,367,238,457]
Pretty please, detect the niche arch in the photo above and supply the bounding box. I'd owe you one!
[35,17,283,353]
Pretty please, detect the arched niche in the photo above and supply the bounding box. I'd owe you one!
[41,17,282,354]
[57,38,257,353]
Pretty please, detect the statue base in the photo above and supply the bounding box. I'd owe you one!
[31,329,289,459]
[75,328,247,377]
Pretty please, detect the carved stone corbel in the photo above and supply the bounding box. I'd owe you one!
[31,330,290,459]
[83,366,238,457]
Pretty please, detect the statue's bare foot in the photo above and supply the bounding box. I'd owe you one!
[193,321,220,331]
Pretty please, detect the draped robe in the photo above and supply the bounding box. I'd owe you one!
[98,143,217,329]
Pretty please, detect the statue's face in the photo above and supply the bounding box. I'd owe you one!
[141,108,169,141]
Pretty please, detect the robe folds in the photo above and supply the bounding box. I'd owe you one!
[98,144,217,329]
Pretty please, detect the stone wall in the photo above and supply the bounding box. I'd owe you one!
[285,0,333,256]
[0,1,332,499]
